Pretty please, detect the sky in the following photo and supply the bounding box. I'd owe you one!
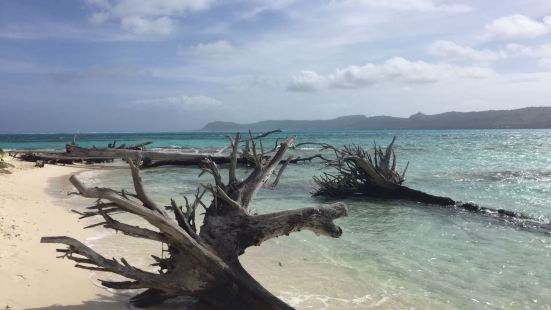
[0,0,550,132]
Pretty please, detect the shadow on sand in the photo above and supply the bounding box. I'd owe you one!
[25,293,206,310]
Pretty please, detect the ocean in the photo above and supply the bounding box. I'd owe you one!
[2,130,551,309]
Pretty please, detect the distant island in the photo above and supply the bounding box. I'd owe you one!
[201,107,551,131]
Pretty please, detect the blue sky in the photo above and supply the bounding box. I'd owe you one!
[0,0,550,132]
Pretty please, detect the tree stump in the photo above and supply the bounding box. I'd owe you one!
[42,132,348,309]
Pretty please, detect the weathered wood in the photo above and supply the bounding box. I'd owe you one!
[11,146,226,167]
[313,138,551,233]
[12,130,328,169]
[11,151,114,165]
[67,144,214,161]
[42,132,348,309]
[288,154,331,164]
[66,144,231,167]
[117,141,152,150]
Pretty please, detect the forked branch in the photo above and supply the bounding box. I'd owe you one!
[41,236,171,291]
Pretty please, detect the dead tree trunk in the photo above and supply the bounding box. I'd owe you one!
[312,137,551,232]
[11,151,114,165]
[42,132,348,309]
[14,130,325,169]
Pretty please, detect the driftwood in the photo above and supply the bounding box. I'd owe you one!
[42,133,348,309]
[11,135,151,166]
[11,143,210,167]
[63,131,263,168]
[312,137,551,233]
[64,144,263,168]
[114,141,152,150]
[63,130,317,168]
[288,154,331,164]
[10,151,114,165]
[66,144,230,167]
[12,129,331,169]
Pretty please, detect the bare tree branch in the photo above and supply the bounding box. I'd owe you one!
[128,159,169,217]
[244,202,348,247]
[41,236,169,290]
[229,132,240,184]
[68,175,199,250]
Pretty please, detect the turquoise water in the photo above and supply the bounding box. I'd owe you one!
[4,130,551,309]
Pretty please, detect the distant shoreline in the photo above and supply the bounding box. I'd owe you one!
[1,127,551,136]
[1,106,551,135]
[202,106,551,131]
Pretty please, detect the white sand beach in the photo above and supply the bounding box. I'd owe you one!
[0,157,124,309]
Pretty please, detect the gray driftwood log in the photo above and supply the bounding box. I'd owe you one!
[41,133,348,309]
[66,144,232,167]
[10,150,114,165]
[13,129,330,169]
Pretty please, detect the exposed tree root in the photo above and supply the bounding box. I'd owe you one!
[42,132,348,309]
[312,137,551,233]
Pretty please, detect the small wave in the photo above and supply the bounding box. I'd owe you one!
[279,291,373,309]
[297,147,321,150]
[151,147,199,153]
[459,169,551,182]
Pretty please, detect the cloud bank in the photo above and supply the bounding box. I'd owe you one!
[289,57,495,91]
[87,0,213,36]
[428,40,506,62]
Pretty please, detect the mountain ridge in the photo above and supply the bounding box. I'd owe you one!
[201,107,551,131]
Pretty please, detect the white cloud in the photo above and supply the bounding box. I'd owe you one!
[132,95,222,111]
[485,14,551,40]
[348,0,472,13]
[121,16,173,36]
[428,40,506,62]
[507,43,551,67]
[239,0,298,20]
[287,70,326,92]
[87,0,213,36]
[289,57,495,91]
[88,0,211,18]
[507,43,551,58]
[187,40,234,57]
[330,57,495,88]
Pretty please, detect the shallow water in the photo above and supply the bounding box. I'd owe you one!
[3,130,551,309]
